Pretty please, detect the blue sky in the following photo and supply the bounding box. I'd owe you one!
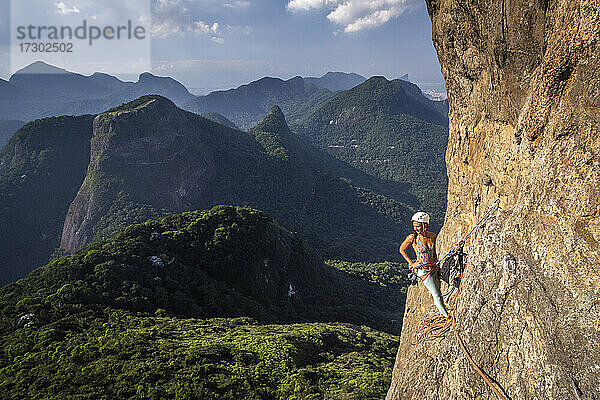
[0,0,445,94]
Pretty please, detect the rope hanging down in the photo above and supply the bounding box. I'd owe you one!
[412,200,508,400]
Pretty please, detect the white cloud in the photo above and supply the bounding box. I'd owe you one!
[287,0,420,32]
[152,0,221,38]
[211,37,225,44]
[223,24,253,36]
[55,1,81,14]
[287,0,339,11]
[223,0,250,8]
[195,21,219,34]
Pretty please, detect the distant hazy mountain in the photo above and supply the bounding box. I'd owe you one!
[0,78,29,100]
[181,76,335,128]
[292,76,449,222]
[9,61,110,99]
[304,71,366,91]
[110,72,195,105]
[0,61,195,120]
[88,71,131,90]
[0,119,25,148]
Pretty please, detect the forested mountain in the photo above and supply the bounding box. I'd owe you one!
[292,76,449,223]
[200,112,239,129]
[0,115,95,286]
[0,95,423,285]
[0,65,450,400]
[60,96,416,263]
[0,205,407,399]
[181,76,335,128]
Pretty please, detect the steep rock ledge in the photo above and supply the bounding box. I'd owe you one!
[388,0,599,398]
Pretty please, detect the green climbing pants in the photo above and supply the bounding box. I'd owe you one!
[416,268,449,318]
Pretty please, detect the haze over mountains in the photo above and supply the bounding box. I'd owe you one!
[0,62,369,125]
[181,76,334,129]
[0,62,434,133]
[305,71,366,91]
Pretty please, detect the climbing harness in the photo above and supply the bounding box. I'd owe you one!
[412,200,508,400]
[408,231,439,282]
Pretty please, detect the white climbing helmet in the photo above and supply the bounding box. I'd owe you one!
[411,211,430,225]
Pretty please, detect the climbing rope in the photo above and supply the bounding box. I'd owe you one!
[413,286,459,345]
[412,200,508,400]
[454,323,509,400]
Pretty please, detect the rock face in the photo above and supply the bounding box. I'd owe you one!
[387,1,599,399]
[60,96,216,253]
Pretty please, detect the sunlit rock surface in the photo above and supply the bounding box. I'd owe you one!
[387,1,600,398]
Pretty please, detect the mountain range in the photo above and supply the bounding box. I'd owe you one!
[181,76,335,129]
[0,62,370,127]
[0,95,423,286]
[292,76,449,220]
[0,61,195,121]
[304,71,366,91]
[0,63,449,286]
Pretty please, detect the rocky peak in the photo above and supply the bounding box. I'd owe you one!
[60,95,215,253]
[387,1,599,399]
[137,71,161,82]
[249,106,311,163]
[11,61,68,76]
[253,105,291,136]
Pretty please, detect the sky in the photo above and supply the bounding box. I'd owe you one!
[0,0,445,94]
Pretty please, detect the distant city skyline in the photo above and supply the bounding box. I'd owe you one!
[0,0,446,94]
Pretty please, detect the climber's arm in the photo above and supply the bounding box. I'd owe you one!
[399,234,416,268]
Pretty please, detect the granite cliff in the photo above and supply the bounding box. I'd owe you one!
[60,97,214,253]
[387,0,599,399]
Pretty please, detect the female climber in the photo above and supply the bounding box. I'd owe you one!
[399,212,450,319]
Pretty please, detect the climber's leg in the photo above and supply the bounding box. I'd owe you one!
[417,269,449,318]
